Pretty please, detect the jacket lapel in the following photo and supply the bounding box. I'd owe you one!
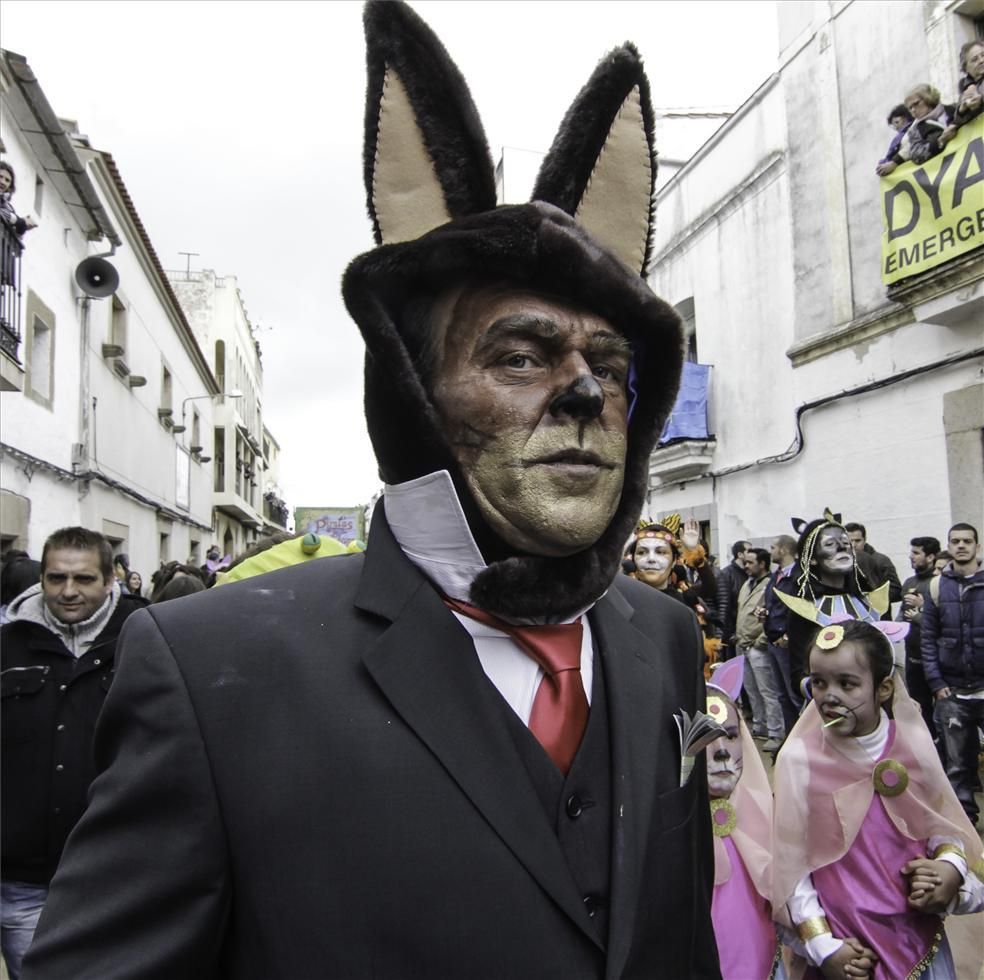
[591,584,677,979]
[355,509,603,950]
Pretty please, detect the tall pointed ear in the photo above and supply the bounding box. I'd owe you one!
[362,1,496,245]
[791,518,809,535]
[532,43,656,276]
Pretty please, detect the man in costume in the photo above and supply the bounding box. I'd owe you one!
[703,658,784,980]
[23,4,718,978]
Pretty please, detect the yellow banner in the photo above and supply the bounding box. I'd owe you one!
[880,115,984,284]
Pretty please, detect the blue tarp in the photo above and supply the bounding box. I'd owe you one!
[659,362,710,444]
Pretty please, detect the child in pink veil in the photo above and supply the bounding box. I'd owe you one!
[705,657,785,979]
[773,620,983,979]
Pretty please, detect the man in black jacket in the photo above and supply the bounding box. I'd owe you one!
[898,535,940,739]
[716,540,750,661]
[1,527,144,980]
[846,522,902,607]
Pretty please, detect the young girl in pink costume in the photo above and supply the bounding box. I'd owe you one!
[705,657,785,979]
[773,620,983,980]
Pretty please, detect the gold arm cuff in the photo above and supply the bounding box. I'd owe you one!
[796,916,831,941]
[930,843,965,862]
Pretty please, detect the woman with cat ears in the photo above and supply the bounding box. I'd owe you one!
[772,509,889,701]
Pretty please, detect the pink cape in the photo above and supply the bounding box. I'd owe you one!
[773,683,983,977]
[710,718,781,979]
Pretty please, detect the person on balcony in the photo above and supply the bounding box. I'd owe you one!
[0,161,38,291]
[0,162,38,245]
[875,84,955,175]
[875,103,912,173]
[951,40,984,129]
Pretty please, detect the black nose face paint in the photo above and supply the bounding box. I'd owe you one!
[549,375,605,422]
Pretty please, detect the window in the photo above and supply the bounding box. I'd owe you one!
[674,297,698,363]
[27,312,53,405]
[214,426,225,492]
[161,364,172,411]
[110,296,127,352]
[215,339,225,391]
[192,410,201,451]
[159,531,170,564]
[33,176,43,217]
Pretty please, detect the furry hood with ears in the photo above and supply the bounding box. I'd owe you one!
[342,1,685,620]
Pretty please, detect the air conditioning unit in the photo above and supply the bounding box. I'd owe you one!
[101,344,125,358]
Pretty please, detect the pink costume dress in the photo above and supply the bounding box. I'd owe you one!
[773,689,983,980]
[707,658,784,980]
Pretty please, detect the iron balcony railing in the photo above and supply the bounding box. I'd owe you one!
[0,220,24,363]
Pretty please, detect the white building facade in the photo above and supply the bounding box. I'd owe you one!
[0,50,218,577]
[168,269,287,558]
[646,0,984,570]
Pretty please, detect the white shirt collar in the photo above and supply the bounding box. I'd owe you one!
[383,470,487,604]
[382,469,595,624]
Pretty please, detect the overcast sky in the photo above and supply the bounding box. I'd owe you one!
[2,0,778,512]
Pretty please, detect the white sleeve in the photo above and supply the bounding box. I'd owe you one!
[787,873,844,967]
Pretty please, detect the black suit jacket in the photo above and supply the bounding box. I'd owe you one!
[24,513,718,980]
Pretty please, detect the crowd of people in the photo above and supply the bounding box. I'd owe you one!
[625,512,984,977]
[876,40,984,176]
[3,511,982,979]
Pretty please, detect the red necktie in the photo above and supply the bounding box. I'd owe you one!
[444,597,589,774]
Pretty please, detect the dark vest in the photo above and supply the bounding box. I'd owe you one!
[495,644,613,944]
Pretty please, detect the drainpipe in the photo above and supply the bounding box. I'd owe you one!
[76,296,91,481]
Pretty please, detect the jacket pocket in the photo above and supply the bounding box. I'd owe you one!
[1,664,49,698]
[656,780,697,833]
[2,665,50,746]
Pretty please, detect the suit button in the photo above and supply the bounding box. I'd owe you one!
[56,724,66,732]
[566,794,583,819]
[93,659,101,666]
[55,764,64,772]
[59,684,67,692]
[53,807,61,815]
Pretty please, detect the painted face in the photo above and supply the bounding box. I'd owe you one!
[633,537,675,590]
[42,548,113,625]
[705,700,743,799]
[948,528,980,567]
[431,285,630,556]
[808,640,891,738]
[909,545,934,573]
[813,527,854,578]
[965,44,984,83]
[0,169,11,193]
